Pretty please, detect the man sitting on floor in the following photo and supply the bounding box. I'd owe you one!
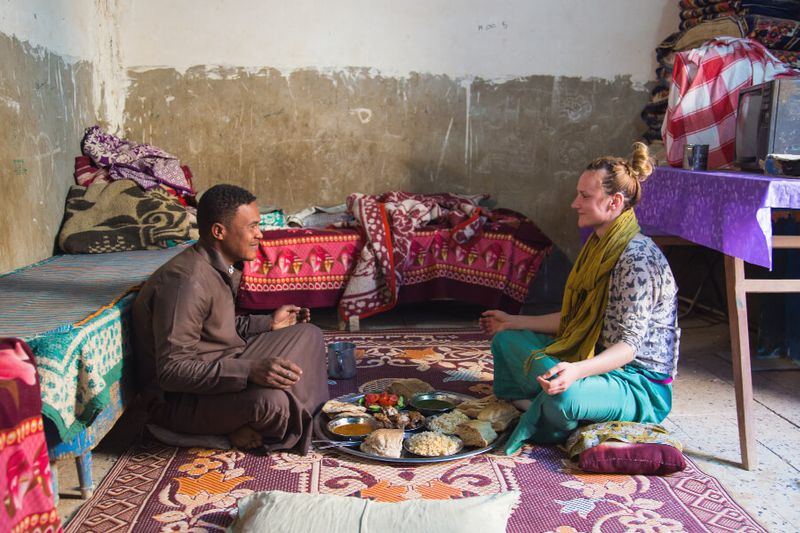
[132,184,329,454]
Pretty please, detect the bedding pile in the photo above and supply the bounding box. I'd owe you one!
[57,126,198,254]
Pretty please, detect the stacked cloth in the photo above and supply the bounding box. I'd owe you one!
[642,1,800,152]
[80,125,194,195]
[679,0,741,31]
[677,0,800,66]
[662,37,798,169]
[58,127,199,253]
[643,17,745,148]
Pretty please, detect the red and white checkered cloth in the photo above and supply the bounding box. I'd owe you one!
[662,37,798,169]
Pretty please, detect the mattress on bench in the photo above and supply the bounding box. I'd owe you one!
[0,246,186,441]
[238,210,552,315]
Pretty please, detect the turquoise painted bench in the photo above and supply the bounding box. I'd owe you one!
[0,247,186,498]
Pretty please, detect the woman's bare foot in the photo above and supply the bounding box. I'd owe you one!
[229,425,263,449]
[512,399,532,412]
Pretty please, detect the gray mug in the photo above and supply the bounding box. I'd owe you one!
[327,341,357,380]
[683,144,709,170]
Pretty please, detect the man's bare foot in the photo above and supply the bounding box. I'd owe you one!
[229,425,263,449]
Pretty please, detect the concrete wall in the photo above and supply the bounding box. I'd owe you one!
[120,0,679,258]
[0,0,679,273]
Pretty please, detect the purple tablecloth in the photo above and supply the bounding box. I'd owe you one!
[635,167,800,269]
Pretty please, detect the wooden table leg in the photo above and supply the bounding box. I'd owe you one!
[723,254,757,470]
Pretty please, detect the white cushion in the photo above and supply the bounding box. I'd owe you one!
[228,490,519,533]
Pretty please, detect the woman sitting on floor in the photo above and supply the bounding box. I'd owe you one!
[480,142,680,454]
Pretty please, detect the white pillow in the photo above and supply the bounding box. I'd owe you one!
[228,490,519,533]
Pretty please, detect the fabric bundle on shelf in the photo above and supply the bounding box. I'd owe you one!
[679,0,741,31]
[642,17,744,156]
[641,1,800,151]
[662,37,797,169]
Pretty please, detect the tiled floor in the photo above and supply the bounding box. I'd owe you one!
[54,302,800,531]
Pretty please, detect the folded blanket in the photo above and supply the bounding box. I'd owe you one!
[58,180,198,253]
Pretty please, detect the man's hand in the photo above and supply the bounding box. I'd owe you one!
[536,362,581,395]
[479,309,513,336]
[271,305,311,330]
[249,358,304,389]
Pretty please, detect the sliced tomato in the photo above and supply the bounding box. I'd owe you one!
[364,393,379,405]
[378,394,393,406]
[388,394,398,405]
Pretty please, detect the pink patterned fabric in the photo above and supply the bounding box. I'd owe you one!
[663,37,797,170]
[237,209,551,316]
[340,192,488,319]
[73,156,111,187]
[239,228,365,311]
[0,339,62,533]
[81,126,193,194]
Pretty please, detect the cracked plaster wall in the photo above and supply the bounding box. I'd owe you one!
[124,68,649,258]
[0,0,123,273]
[0,33,98,273]
[120,0,678,259]
[1,0,678,272]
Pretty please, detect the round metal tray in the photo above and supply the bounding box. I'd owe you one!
[313,390,508,464]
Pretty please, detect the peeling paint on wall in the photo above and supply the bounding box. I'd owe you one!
[124,66,649,258]
[0,33,97,273]
[90,0,127,133]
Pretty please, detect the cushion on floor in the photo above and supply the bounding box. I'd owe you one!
[147,424,231,450]
[229,490,519,533]
[578,441,687,475]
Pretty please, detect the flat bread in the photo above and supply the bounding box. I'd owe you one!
[455,394,498,418]
[359,429,404,458]
[477,401,520,432]
[322,399,367,418]
[456,420,498,447]
[387,378,434,400]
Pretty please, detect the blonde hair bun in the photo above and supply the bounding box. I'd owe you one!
[629,141,654,183]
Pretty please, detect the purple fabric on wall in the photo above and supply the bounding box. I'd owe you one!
[635,166,800,268]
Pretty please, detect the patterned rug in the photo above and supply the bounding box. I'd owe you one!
[65,330,766,533]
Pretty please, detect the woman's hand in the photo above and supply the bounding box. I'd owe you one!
[479,310,514,336]
[271,305,311,330]
[536,362,582,395]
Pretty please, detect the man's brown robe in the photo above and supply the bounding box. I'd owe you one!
[132,242,328,454]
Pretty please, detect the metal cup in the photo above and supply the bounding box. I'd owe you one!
[683,144,709,170]
[327,341,357,380]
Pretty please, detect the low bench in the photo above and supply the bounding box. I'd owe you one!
[0,247,186,497]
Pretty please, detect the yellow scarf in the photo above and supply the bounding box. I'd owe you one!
[525,208,640,372]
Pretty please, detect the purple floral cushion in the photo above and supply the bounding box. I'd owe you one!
[578,442,686,475]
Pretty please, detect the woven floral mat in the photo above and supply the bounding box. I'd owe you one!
[66,329,766,533]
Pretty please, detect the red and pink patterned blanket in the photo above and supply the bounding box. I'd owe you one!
[238,202,552,318]
[1,338,62,533]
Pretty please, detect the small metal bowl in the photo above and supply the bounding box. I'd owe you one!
[409,391,461,416]
[326,415,379,441]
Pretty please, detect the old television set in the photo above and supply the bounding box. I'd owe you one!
[735,78,800,171]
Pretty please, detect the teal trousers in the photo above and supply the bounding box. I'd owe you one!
[492,330,672,454]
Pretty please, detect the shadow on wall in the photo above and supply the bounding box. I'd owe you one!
[521,245,573,315]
